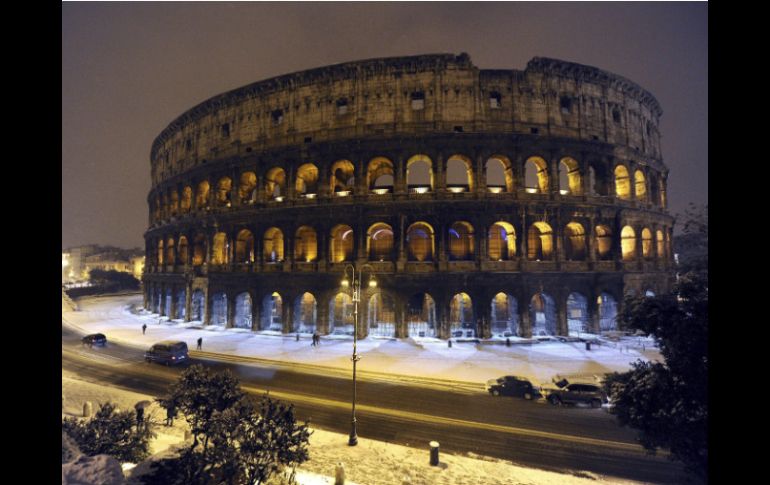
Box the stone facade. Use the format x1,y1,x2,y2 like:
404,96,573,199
143,53,674,340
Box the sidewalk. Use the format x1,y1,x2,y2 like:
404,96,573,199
64,294,660,388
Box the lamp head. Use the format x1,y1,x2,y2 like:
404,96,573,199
341,277,349,288
368,276,377,288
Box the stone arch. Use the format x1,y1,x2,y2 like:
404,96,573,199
449,292,474,337
406,221,435,262
596,225,613,260
614,165,631,199
192,234,206,266
566,292,589,336
621,226,636,261
485,155,513,192
330,160,355,194
210,292,227,325
211,232,228,265
265,167,287,199
446,154,474,191
448,221,475,261
527,222,554,260
234,292,252,329
170,190,179,215
165,237,176,265
642,228,653,259
157,240,164,265
263,227,284,262
367,157,394,192
261,292,284,331
524,156,549,193
329,292,354,334
216,176,232,206
406,293,437,338
488,222,516,260
330,224,354,262
235,229,255,263
175,289,186,319
196,180,210,209
656,229,665,260
598,293,618,332
191,289,204,321
238,172,257,203
181,186,193,213
295,163,319,197
293,292,317,333
406,154,434,192
635,170,647,202
530,292,556,336
559,157,582,195
368,292,396,337
563,222,587,261
490,292,519,337
367,222,394,261
294,226,318,262
178,236,189,265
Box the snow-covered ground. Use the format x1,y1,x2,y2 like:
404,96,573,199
63,294,660,388
62,375,649,485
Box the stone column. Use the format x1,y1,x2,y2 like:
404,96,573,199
184,283,193,323
435,153,446,192
356,157,366,196
476,153,486,194
251,291,261,331
203,289,212,325
159,286,167,317
519,297,531,338
556,296,568,336
317,296,330,335
394,154,407,195
168,287,178,320
282,296,294,334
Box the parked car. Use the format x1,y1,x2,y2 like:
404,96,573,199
542,376,608,408
485,375,542,400
82,333,107,347
144,341,189,366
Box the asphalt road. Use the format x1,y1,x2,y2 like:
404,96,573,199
62,325,685,484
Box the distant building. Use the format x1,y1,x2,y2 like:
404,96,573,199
62,245,144,285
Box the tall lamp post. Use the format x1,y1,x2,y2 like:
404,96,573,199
341,263,376,446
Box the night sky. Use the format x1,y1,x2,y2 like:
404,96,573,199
62,2,707,250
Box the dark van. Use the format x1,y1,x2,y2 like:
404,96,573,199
145,341,189,366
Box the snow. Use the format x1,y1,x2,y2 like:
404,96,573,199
62,454,125,485
63,294,661,388
61,376,648,485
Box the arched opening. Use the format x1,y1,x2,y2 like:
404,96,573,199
170,190,179,215
367,157,394,193
330,160,355,194
524,157,549,193
293,293,317,333
488,222,516,260
635,170,647,202
642,228,653,259
294,226,318,262
211,232,228,265
181,186,192,213
596,225,613,260
656,230,664,260
368,293,396,337
261,293,284,331
175,289,185,319
165,288,173,317
330,224,354,262
165,237,176,265
486,156,513,193
191,290,204,321
446,154,473,192
563,222,586,261
559,157,582,195
295,163,319,197
530,292,556,337
192,234,206,266
621,226,636,261
598,293,618,332
156,240,164,265
448,221,475,261
491,293,519,337
406,293,437,338
216,177,232,206
235,230,254,263
614,165,631,200
196,181,210,209
367,223,394,261
152,288,161,313
406,222,434,262
329,292,354,335
527,222,553,260
210,292,227,325
263,227,284,263
449,292,474,337
645,290,656,297
406,154,433,193
660,179,667,207
238,172,257,204
265,167,287,200
178,236,189,265
566,293,589,336
234,293,252,329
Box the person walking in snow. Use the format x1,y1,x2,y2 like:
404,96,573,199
142,323,147,335
166,403,176,427
197,337,203,350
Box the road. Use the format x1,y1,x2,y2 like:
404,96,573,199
62,325,684,484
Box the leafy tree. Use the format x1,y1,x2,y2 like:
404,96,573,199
62,402,154,463
89,268,141,290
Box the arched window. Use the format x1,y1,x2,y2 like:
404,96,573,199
368,293,396,337
656,230,664,260
367,157,394,193
527,222,553,260
293,293,317,333
265,167,286,200
406,222,435,261
642,228,653,259
330,160,355,194
490,292,519,336
294,226,318,262
178,236,189,265
448,221,474,261
295,163,319,197
485,156,513,193
635,170,647,202
446,155,474,192
524,156,549,193
165,237,176,265
329,292,354,334
595,225,613,260
263,227,284,262
614,165,631,200
406,154,433,193
196,181,210,209
621,226,636,261
192,234,206,266
530,292,556,336
234,293,252,329
216,177,232,206
449,292,474,336
488,222,516,260
181,186,192,213
559,157,582,195
367,223,394,261
238,172,257,203
566,293,589,336
157,240,164,265
564,222,586,261
211,232,228,265
261,292,283,331
235,229,254,263
169,190,179,215
659,179,667,208
330,225,354,262
406,293,437,338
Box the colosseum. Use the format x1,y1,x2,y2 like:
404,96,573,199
143,53,674,341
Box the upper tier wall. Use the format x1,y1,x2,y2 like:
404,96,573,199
150,53,663,187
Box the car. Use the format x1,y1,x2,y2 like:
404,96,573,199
485,375,542,400
144,341,189,366
82,333,107,347
542,377,608,408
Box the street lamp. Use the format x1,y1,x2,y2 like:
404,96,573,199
341,263,376,446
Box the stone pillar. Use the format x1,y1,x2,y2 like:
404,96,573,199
476,153,486,194
282,298,294,333
435,153,446,192
556,296,568,336
159,286,167,316
437,221,447,263
477,295,492,339
588,215,597,263
519,297,531,338
203,290,212,325
185,283,193,322
251,292,261,331
169,287,178,320
319,161,331,199
394,155,407,195
394,294,406,338
356,157,367,196
587,292,601,334
317,296,330,335
286,164,296,200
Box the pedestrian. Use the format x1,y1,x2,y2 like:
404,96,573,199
197,337,202,350
142,323,147,335
296,333,300,342
166,403,176,427
311,333,316,347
